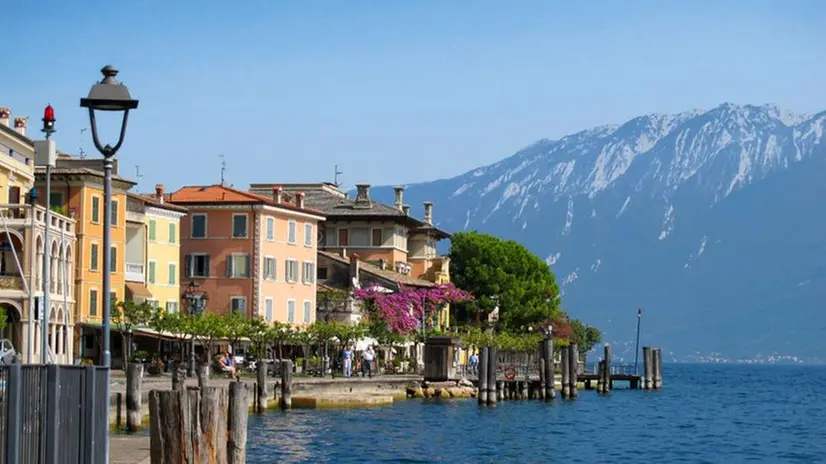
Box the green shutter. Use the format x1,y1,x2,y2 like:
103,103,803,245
169,223,176,244
168,264,176,285
92,197,100,223
149,220,156,240
148,262,156,284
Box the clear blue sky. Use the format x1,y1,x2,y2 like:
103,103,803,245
6,0,825,191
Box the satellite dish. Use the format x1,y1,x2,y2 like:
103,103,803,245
352,277,361,289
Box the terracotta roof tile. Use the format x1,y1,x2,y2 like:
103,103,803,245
167,184,325,216
318,250,434,288
127,192,189,213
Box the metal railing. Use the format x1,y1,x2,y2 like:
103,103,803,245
455,350,587,381
0,364,109,464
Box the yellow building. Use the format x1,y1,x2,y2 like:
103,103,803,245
124,186,187,314
0,109,78,364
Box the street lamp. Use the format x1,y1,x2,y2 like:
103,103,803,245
182,280,208,375
80,65,138,463
37,105,56,364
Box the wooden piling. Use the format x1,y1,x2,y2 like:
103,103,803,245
228,382,249,464
538,362,546,400
602,344,612,393
568,343,578,399
477,346,489,405
543,338,554,400
496,381,504,402
256,361,268,413
126,362,143,432
643,346,653,390
561,346,570,398
520,380,528,400
280,359,293,410
148,386,230,464
653,348,663,389
197,362,210,390
486,347,498,406
116,392,123,430
596,360,604,392
172,364,186,391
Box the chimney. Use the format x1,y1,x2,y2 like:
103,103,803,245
393,186,405,210
272,186,282,204
402,205,410,216
349,253,360,284
155,184,165,204
13,116,28,136
340,248,347,259
353,183,372,209
0,108,9,127
423,201,433,225
296,192,305,209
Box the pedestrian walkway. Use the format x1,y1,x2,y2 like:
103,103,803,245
110,435,151,464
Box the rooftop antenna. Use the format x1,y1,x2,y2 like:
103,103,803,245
334,164,343,188
219,154,227,186
79,127,88,158
135,165,144,189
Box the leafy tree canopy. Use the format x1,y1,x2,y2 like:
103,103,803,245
449,231,561,330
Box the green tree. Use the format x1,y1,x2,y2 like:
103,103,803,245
0,307,7,331
188,313,228,363
246,317,270,359
164,312,191,363
570,319,602,354
112,299,152,363
449,231,561,330
267,321,295,360
224,311,251,356
148,307,174,354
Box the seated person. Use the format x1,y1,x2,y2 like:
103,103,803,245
220,352,237,379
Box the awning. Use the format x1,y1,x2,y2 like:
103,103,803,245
125,282,153,301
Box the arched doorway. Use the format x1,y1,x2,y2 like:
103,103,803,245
0,301,22,355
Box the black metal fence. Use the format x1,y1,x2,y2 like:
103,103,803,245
456,349,587,381
0,364,109,464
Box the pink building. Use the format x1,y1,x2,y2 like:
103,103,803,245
168,184,325,326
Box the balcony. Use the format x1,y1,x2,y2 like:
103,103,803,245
125,262,145,283
0,203,75,237
0,274,23,291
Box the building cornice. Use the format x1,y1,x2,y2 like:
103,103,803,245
145,206,188,221
179,203,325,222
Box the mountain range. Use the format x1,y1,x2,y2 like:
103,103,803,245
370,103,826,363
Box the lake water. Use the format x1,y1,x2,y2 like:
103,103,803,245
246,364,826,463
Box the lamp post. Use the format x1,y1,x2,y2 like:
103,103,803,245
182,280,208,376
80,65,138,463
26,187,38,363
39,105,56,363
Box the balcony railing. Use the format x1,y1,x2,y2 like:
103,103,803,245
125,262,145,282
0,275,23,291
0,203,76,236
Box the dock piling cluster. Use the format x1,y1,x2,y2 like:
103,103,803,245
643,346,663,390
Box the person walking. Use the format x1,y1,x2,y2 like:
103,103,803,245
342,345,353,377
362,345,375,378
469,350,479,376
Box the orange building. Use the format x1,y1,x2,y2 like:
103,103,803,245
167,184,325,326
35,155,135,360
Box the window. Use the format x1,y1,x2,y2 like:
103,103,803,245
350,227,369,246
302,262,315,284
110,292,117,304
303,300,311,323
287,300,295,323
148,220,157,241
147,299,159,310
166,301,178,314
91,197,100,223
168,263,176,285
89,289,98,316
337,228,349,247
148,260,156,283
287,220,297,244
227,254,251,278
317,267,328,280
372,228,383,247
264,298,273,322
230,296,246,314
266,217,274,241
285,259,298,282
264,257,276,280
90,243,99,271
168,223,177,244
191,214,207,238
232,214,248,238
304,223,313,246
185,254,210,278
49,192,63,210
110,246,117,273
111,200,119,226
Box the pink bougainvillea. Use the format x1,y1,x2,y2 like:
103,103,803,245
353,283,474,334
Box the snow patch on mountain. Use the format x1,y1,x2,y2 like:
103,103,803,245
659,204,676,240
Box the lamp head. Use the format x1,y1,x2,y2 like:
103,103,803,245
80,66,139,112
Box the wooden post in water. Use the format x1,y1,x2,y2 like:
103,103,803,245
228,382,249,464
653,348,663,389
543,338,554,400
257,361,268,413
538,362,546,401
148,386,230,464
280,359,293,410
602,344,612,393
486,346,498,406
568,343,579,399
477,346,489,405
172,364,186,391
560,346,570,398
596,360,604,393
643,346,653,390
126,363,143,432
197,362,210,390
520,380,528,400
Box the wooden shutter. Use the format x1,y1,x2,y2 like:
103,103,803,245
226,255,234,277
185,255,192,278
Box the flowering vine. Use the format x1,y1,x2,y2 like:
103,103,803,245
353,283,474,334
